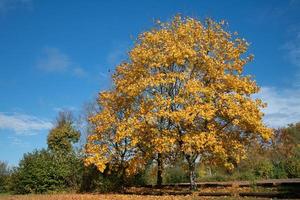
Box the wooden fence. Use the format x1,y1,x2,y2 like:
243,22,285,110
124,179,300,198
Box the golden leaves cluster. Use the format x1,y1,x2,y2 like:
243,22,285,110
84,15,272,173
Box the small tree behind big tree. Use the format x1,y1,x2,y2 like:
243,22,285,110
0,161,9,193
85,15,272,190
47,111,80,153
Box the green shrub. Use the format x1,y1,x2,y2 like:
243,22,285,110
253,159,274,179
96,175,122,193
272,162,288,179
80,165,102,192
141,164,157,185
163,166,189,184
232,170,257,181
11,149,82,194
284,158,300,178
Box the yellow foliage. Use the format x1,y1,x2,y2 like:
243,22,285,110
84,15,272,174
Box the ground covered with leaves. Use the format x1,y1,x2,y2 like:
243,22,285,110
0,194,270,200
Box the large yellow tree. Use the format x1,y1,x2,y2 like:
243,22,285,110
85,16,272,190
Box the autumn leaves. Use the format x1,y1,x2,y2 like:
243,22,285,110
84,16,272,189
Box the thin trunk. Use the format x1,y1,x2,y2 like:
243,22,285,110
156,153,163,188
207,166,212,176
117,163,127,191
185,155,197,191
188,162,196,190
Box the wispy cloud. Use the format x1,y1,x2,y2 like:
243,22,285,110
255,86,300,128
73,67,87,78
0,0,32,14
102,42,128,84
106,43,128,66
37,47,71,72
282,30,300,86
276,15,300,116
37,47,87,78
53,106,77,113
8,136,29,147
0,112,52,135
284,32,300,67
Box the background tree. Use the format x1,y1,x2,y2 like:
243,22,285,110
0,161,10,193
272,123,300,158
201,122,300,181
47,111,80,153
271,123,300,178
78,98,101,146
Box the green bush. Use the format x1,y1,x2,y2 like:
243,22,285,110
253,159,274,179
96,174,123,193
272,162,288,179
80,165,102,192
141,164,157,185
284,158,300,178
163,165,189,184
10,149,82,194
232,170,257,181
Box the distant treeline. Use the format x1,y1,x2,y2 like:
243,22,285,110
0,110,299,194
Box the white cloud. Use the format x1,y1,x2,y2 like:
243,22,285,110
8,136,29,147
73,67,87,77
251,29,300,128
53,106,77,113
37,47,88,78
284,32,300,67
0,112,52,135
282,31,300,87
37,47,71,72
255,86,300,127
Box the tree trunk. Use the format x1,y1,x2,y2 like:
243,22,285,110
207,166,212,176
156,153,163,188
120,165,126,187
188,161,197,190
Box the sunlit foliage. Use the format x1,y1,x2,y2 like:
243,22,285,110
47,111,80,153
85,15,272,189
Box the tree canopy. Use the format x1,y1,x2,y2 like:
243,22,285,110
47,111,80,153
84,15,272,189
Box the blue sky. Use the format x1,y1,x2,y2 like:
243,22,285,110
0,0,300,166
